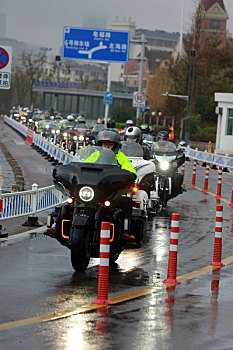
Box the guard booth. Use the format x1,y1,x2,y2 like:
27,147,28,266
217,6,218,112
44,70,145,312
215,93,233,155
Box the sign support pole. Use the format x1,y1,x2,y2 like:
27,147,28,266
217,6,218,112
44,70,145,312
136,34,146,123
104,63,111,126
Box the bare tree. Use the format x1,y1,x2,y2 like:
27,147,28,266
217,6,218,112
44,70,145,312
21,49,47,105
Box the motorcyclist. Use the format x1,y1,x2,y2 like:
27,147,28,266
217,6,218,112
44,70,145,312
125,119,134,128
86,130,137,177
85,130,138,242
120,119,134,134
156,130,169,141
97,117,104,124
125,126,151,160
106,119,119,134
140,123,150,134
76,116,86,124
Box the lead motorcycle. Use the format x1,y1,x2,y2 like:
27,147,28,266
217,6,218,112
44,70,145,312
150,140,185,207
46,146,147,272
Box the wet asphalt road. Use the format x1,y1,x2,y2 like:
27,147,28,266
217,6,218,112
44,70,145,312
1,121,233,349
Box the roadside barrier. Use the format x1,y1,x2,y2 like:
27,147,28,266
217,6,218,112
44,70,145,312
93,222,112,305
216,167,222,199
230,187,233,208
185,146,233,171
26,128,35,145
210,205,224,268
191,159,197,187
163,213,180,285
203,162,210,193
0,184,64,222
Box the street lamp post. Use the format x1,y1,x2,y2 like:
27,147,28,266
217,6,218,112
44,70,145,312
185,48,196,145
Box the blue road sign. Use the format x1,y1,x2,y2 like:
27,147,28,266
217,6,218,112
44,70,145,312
63,27,129,63
104,91,113,104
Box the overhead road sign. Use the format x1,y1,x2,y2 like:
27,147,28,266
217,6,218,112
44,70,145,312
133,92,146,108
63,27,129,63
0,45,12,90
104,91,113,104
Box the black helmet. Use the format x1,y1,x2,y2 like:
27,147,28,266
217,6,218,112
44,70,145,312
124,126,142,143
140,123,150,133
156,130,169,141
97,130,121,153
107,119,116,128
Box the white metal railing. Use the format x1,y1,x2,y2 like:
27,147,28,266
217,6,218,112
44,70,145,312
0,184,65,220
185,146,233,169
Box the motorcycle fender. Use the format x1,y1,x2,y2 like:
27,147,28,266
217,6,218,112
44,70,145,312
73,215,89,228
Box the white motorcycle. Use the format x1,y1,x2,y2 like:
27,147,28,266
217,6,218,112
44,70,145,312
150,141,185,207
121,141,160,215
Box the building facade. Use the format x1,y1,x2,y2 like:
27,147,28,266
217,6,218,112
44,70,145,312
215,93,233,155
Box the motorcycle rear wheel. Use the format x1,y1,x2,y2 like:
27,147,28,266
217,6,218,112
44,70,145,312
71,227,91,272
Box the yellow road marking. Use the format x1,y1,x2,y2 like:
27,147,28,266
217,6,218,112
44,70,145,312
1,255,233,331
184,181,231,205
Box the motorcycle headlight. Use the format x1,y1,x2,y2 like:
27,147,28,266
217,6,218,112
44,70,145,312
56,129,60,134
45,125,49,129
73,136,78,140
159,160,170,171
51,129,55,134
79,186,94,202
79,135,85,141
63,132,67,137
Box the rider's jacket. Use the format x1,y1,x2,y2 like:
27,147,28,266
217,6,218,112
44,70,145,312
85,150,137,177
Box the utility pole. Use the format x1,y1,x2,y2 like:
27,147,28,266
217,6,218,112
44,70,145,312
185,48,196,145
130,34,147,123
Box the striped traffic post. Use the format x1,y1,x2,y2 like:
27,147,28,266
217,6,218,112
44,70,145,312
192,159,197,187
181,164,185,178
216,167,222,199
163,213,180,285
210,205,224,267
92,222,112,305
230,186,233,208
203,163,210,193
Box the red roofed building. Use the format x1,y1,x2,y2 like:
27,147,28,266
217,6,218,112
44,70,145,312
194,0,233,49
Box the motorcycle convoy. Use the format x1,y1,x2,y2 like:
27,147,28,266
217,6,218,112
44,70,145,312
44,119,186,272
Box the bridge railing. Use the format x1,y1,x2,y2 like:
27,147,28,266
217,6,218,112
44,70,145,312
0,184,64,220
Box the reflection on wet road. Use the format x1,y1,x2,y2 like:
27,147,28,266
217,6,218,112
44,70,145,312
0,161,233,349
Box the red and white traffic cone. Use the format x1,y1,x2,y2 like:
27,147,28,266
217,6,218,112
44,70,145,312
92,222,112,305
203,162,210,193
210,205,225,268
192,159,197,187
181,163,185,178
216,167,222,199
230,186,233,208
163,213,181,285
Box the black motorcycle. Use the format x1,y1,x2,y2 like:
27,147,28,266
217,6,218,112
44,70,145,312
46,146,147,272
150,141,185,207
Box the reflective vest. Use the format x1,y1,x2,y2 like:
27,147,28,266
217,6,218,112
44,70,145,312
169,126,174,140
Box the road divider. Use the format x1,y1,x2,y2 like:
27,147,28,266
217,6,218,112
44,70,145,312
210,205,225,268
163,213,180,285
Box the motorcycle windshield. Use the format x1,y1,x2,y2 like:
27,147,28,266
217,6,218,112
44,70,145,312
151,141,177,155
74,146,119,166
121,141,144,157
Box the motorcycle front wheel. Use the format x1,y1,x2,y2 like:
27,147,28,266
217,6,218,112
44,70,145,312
71,227,92,272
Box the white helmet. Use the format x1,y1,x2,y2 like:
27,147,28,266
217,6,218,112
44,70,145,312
126,119,134,127
66,115,74,121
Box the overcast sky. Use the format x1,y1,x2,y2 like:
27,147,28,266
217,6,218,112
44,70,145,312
1,0,233,54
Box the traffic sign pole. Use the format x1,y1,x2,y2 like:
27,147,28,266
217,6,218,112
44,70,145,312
104,63,111,126
136,34,146,123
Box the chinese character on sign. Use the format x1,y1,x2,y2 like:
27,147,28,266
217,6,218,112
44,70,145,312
0,72,10,89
